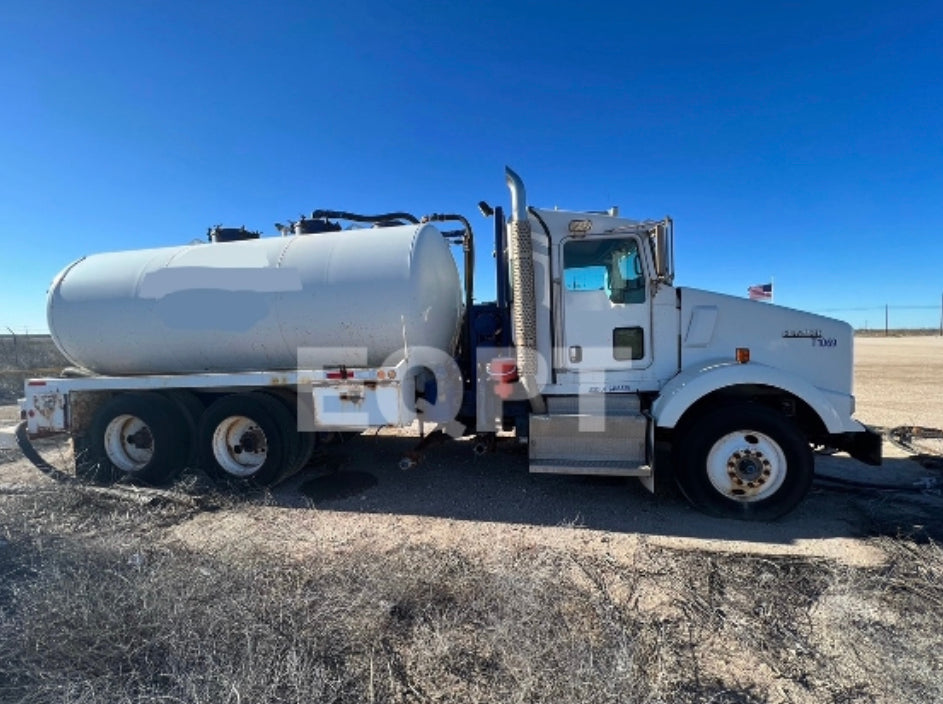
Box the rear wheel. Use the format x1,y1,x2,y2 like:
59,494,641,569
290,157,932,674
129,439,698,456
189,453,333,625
79,392,189,485
198,393,298,487
674,404,813,520
258,390,316,479
160,390,204,469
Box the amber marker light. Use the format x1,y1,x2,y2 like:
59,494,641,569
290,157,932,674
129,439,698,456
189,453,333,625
736,348,751,363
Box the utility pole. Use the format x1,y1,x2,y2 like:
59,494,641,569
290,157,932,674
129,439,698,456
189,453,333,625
885,304,889,336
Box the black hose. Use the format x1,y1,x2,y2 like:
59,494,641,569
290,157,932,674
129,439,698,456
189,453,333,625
14,421,76,484
421,213,475,310
310,210,420,225
814,473,938,493
493,205,508,313
420,213,476,386
13,421,213,507
528,206,555,384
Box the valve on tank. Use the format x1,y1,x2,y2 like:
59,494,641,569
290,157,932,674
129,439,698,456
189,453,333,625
207,225,261,243
275,215,342,236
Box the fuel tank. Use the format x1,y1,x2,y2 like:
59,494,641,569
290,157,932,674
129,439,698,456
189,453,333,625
47,224,463,375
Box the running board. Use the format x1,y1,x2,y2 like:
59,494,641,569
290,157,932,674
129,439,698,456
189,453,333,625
528,413,649,476
530,459,651,477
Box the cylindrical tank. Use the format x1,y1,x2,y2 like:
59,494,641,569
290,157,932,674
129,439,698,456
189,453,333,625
48,224,463,375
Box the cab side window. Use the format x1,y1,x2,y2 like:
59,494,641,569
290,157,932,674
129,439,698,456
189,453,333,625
563,238,645,304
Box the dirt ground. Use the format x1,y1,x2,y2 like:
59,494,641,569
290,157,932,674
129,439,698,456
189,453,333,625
853,336,943,431
2,337,941,565
164,337,943,571
2,336,943,702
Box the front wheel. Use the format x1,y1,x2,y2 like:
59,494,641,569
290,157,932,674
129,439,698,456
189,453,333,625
674,404,813,520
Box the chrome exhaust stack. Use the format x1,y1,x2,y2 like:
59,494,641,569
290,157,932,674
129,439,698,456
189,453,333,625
504,166,546,414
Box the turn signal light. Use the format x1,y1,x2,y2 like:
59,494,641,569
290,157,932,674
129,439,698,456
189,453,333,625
736,347,750,363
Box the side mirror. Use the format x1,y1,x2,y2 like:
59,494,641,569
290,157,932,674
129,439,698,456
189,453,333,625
653,218,674,283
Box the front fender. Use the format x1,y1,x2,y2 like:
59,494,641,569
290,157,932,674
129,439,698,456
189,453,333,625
652,359,860,434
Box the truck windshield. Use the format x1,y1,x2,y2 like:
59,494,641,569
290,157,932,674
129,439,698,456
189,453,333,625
563,238,645,304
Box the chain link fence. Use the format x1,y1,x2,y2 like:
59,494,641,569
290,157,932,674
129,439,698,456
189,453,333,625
810,304,942,334
0,332,69,402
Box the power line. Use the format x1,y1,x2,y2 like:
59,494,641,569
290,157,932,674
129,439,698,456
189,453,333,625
813,305,939,313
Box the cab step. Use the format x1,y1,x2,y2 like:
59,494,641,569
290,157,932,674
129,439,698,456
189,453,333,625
529,458,651,477
528,412,649,477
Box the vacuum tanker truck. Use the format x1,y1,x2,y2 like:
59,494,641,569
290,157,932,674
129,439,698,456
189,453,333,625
12,168,881,519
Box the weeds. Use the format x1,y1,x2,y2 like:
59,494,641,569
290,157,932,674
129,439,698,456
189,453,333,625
0,335,68,402
1,485,943,703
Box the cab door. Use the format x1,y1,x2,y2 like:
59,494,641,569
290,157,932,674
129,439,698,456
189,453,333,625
558,235,652,372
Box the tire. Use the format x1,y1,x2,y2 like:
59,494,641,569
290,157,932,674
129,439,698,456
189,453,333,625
674,404,813,520
197,392,298,487
74,432,113,484
79,392,189,485
257,390,316,479
159,390,204,469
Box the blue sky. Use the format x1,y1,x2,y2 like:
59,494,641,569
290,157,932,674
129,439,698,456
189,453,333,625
1,0,941,332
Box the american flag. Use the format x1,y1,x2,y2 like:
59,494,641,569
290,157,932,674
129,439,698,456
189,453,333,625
748,282,773,301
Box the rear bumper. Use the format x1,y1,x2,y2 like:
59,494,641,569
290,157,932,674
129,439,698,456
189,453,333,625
829,426,883,466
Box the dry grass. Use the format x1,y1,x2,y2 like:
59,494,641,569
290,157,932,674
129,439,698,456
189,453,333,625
0,335,68,402
2,336,943,702
1,485,942,703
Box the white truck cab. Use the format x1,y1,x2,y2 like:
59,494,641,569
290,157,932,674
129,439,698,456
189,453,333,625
501,168,881,519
